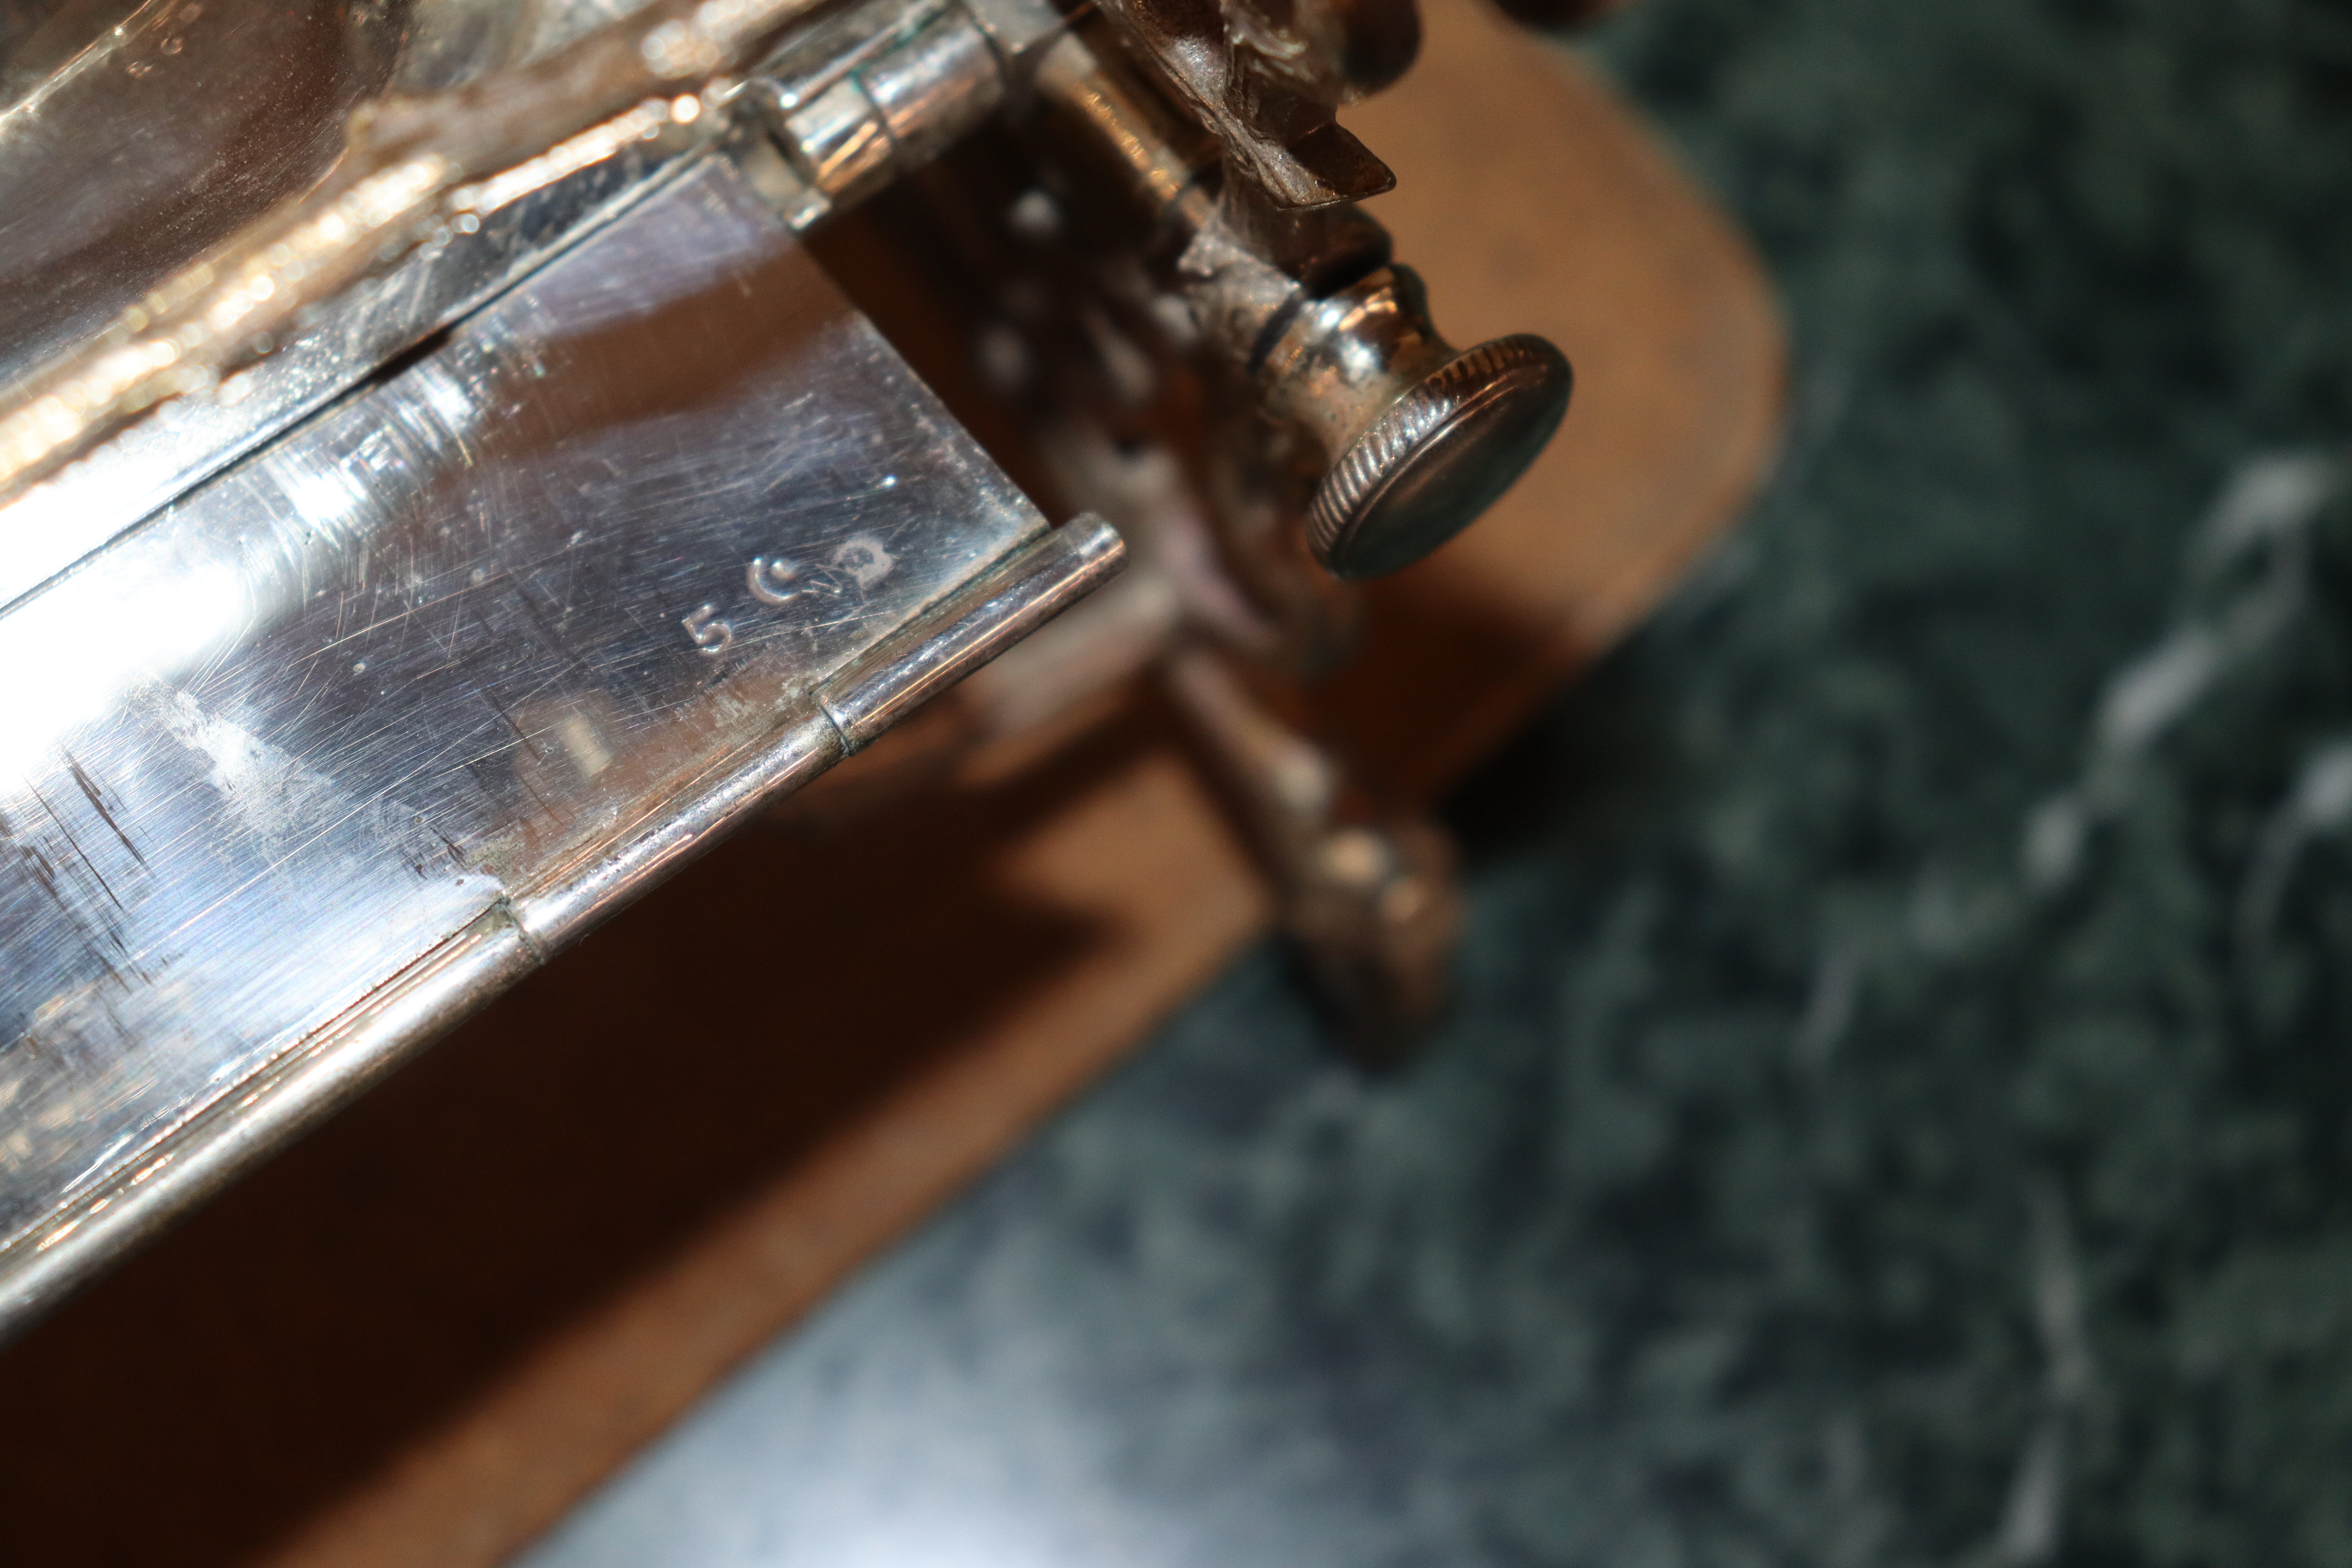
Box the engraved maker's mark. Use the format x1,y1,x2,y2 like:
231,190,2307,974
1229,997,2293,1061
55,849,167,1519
829,533,895,590
681,532,897,655
746,556,804,606
681,604,732,657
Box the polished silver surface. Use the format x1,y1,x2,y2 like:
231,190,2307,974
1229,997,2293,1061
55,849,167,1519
749,0,1047,221
0,0,697,538
0,0,401,389
0,0,1062,604
0,131,710,615
0,0,856,503
822,512,1126,749
0,147,1118,1332
0,0,1561,1338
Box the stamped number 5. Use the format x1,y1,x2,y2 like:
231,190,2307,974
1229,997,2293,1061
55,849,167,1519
682,604,733,658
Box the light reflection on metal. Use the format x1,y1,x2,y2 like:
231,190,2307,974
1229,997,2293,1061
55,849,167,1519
0,149,1123,1335
452,97,683,216
0,0,1582,1334
0,0,1062,615
0,0,875,504
0,120,709,617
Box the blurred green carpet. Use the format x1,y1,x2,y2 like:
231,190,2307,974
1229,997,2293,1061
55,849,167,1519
526,2,2352,1564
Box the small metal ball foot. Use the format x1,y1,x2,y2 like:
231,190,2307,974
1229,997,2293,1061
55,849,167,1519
1163,646,1465,1064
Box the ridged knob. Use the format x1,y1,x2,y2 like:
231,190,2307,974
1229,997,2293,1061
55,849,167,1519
1259,268,1572,581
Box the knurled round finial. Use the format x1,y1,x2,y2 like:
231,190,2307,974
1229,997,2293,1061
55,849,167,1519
1304,332,1571,580
1255,268,1571,581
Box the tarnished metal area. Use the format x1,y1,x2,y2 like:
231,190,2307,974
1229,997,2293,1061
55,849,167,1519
0,147,1119,1330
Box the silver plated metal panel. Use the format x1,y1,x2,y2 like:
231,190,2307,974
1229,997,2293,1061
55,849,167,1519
0,147,1093,1331
0,127,706,615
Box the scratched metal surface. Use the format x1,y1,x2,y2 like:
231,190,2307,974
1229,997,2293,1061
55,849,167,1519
0,149,1046,1286
0,70,705,617
0,136,709,615
0,0,398,389
0,0,664,403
